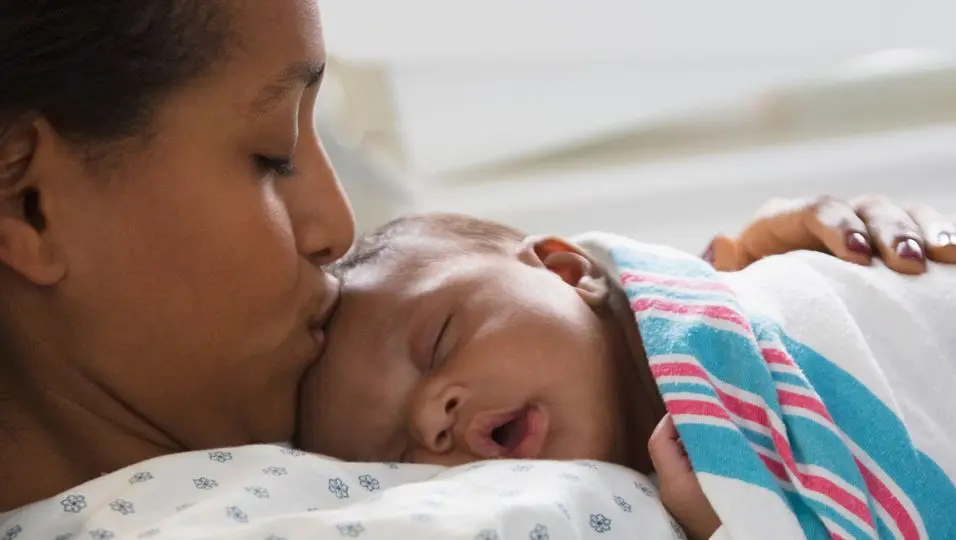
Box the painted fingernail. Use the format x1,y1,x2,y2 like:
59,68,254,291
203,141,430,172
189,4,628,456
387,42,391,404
937,232,955,246
895,238,925,261
702,242,715,264
846,231,871,255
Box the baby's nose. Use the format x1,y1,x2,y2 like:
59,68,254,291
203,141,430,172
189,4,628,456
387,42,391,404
412,384,467,455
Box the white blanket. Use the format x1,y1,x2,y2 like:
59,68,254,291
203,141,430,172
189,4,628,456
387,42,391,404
1,445,684,539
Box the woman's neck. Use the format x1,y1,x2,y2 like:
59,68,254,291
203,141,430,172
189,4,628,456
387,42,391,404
0,351,181,512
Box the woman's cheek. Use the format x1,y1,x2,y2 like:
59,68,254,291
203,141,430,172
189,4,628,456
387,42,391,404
262,183,296,244
244,186,306,305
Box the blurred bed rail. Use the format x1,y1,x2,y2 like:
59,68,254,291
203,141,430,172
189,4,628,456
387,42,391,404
443,51,956,180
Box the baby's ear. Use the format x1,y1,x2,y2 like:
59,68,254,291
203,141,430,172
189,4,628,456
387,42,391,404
519,235,610,307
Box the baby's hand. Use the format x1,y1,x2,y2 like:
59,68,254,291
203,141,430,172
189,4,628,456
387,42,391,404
648,415,721,540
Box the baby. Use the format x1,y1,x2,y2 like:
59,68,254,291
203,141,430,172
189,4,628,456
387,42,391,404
298,213,956,540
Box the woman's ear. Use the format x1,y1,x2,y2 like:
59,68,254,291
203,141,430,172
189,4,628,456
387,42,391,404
0,118,65,285
518,235,610,307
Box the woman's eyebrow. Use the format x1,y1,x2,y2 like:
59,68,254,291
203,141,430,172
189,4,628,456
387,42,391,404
248,60,326,115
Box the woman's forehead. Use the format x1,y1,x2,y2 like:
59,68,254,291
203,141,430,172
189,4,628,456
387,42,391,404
213,0,326,99
230,0,324,55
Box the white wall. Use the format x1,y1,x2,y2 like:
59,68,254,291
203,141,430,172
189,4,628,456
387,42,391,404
320,1,956,62
318,1,956,252
411,126,956,254
320,1,956,177
326,124,956,254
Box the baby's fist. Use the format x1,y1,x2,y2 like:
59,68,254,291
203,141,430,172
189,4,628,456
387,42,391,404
648,415,721,540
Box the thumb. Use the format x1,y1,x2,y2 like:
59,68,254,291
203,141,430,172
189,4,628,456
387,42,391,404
647,415,691,479
709,234,752,272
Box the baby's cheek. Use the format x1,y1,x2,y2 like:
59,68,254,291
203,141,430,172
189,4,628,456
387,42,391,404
547,416,616,462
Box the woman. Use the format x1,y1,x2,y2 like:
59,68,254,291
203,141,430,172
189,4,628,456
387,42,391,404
1,0,953,517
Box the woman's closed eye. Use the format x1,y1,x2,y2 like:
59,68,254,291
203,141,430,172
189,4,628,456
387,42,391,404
254,154,297,178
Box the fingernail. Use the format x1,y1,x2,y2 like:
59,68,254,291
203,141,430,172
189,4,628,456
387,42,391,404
701,242,715,264
938,232,955,246
845,231,871,255
895,238,925,261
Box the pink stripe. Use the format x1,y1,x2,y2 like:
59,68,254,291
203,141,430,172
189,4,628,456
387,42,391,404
621,271,734,294
758,453,789,482
761,347,795,367
653,361,795,434
658,361,875,529
778,390,834,423
651,362,709,380
712,386,772,430
769,430,875,528
704,377,875,532
760,457,860,540
653,361,775,433
632,298,750,330
759,455,859,540
759,349,919,536
666,399,733,422
856,460,920,540
761,347,837,429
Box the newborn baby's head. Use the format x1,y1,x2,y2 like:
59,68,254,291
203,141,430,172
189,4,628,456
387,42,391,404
299,214,655,470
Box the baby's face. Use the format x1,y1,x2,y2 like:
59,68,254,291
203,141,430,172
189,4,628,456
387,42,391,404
298,244,624,466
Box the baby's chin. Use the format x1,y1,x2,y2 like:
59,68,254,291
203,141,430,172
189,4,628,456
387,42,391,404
541,433,617,464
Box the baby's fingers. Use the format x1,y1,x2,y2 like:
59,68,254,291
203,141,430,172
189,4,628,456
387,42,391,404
648,415,691,478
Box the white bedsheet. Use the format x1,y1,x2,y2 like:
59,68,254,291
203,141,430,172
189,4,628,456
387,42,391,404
2,445,684,539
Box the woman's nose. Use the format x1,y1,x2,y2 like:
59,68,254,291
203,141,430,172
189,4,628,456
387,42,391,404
412,384,467,455
283,138,355,268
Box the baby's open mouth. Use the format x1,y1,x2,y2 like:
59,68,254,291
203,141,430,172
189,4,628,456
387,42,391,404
466,405,549,459
491,413,527,449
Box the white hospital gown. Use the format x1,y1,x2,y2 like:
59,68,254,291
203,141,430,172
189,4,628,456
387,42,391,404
1,445,685,540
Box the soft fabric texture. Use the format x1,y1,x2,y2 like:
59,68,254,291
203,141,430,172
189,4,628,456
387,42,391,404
577,233,956,540
0,444,684,540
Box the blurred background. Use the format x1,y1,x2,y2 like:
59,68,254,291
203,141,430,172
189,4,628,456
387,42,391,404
315,0,956,253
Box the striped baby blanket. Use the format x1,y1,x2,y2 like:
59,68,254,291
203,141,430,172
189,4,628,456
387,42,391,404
577,233,956,540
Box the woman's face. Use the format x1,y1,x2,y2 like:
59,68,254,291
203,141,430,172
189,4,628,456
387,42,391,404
39,0,353,447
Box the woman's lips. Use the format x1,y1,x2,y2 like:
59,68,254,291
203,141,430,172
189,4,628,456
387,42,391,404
307,282,340,359
465,405,549,460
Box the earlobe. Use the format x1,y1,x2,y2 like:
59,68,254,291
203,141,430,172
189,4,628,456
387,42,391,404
0,215,65,285
520,235,611,306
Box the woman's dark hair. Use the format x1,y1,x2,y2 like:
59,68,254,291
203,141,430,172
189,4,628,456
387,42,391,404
0,1,230,144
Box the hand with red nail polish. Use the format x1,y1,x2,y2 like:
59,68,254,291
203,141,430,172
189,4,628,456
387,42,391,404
895,238,924,261
846,231,872,256
705,195,956,275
